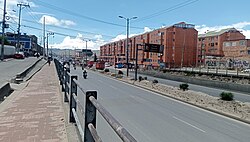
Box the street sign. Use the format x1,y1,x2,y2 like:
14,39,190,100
143,43,164,53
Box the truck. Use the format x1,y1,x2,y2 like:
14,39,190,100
96,61,105,70
0,45,16,58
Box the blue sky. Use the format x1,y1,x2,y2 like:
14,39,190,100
1,0,250,50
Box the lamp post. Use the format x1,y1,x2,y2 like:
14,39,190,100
119,15,137,77
46,32,54,57
17,3,29,52
50,34,54,58
82,39,90,66
1,0,7,61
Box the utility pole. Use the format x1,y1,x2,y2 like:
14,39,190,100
1,0,7,61
46,32,54,57
17,3,29,52
118,16,137,76
43,17,45,58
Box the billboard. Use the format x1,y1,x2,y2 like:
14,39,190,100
143,43,164,53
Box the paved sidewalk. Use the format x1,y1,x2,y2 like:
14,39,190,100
0,62,68,142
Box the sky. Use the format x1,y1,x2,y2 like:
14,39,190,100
1,0,250,50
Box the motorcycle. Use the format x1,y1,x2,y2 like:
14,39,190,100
83,70,87,79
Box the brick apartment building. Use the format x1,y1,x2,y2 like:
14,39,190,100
223,39,250,68
100,22,198,68
197,28,245,66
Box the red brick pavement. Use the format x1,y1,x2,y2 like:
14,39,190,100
0,62,68,142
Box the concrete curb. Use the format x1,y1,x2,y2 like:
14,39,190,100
91,70,250,125
131,82,250,125
0,82,13,101
14,58,43,83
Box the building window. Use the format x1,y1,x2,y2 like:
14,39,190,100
224,42,231,47
173,39,175,41
248,50,250,55
239,40,245,46
232,42,237,46
211,43,214,47
215,42,218,45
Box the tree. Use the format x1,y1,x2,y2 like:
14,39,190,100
0,36,11,45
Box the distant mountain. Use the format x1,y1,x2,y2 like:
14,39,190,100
52,48,100,57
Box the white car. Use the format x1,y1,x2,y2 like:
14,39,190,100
105,63,111,67
242,68,250,73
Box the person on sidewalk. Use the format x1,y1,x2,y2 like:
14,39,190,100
47,59,51,66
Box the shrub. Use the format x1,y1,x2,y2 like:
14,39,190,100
118,70,123,75
179,83,189,91
104,69,109,72
220,92,234,101
152,80,158,84
162,69,168,73
138,76,143,82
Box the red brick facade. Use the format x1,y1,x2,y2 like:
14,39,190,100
197,28,245,65
100,22,198,68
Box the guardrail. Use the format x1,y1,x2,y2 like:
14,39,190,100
54,59,137,142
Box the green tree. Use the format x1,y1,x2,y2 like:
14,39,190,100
0,36,11,45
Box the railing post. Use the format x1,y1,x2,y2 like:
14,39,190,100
60,64,64,85
84,91,97,142
69,75,78,123
62,67,66,92
64,71,70,102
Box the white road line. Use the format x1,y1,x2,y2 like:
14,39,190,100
110,85,117,90
173,116,206,133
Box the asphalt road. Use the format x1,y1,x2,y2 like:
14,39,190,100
0,57,41,87
70,67,250,142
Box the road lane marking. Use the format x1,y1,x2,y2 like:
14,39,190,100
110,85,118,90
89,70,250,126
172,116,206,133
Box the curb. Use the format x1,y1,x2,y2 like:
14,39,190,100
0,83,13,101
131,82,250,125
14,58,43,83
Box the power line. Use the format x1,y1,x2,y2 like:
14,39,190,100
22,24,110,43
35,0,144,30
6,15,116,39
134,0,199,23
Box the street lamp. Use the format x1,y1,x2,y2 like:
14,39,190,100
82,39,91,66
1,0,7,61
46,32,54,57
119,15,137,77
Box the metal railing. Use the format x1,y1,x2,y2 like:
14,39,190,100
54,59,137,142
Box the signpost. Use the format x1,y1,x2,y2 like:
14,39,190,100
135,43,164,80
143,43,164,53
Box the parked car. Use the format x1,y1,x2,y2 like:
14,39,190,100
242,68,250,73
14,52,25,59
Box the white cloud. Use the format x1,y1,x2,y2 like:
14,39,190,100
196,22,250,38
51,34,105,50
2,0,36,8
39,15,76,27
144,27,152,33
110,26,152,42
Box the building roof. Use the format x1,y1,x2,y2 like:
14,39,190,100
198,28,238,38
